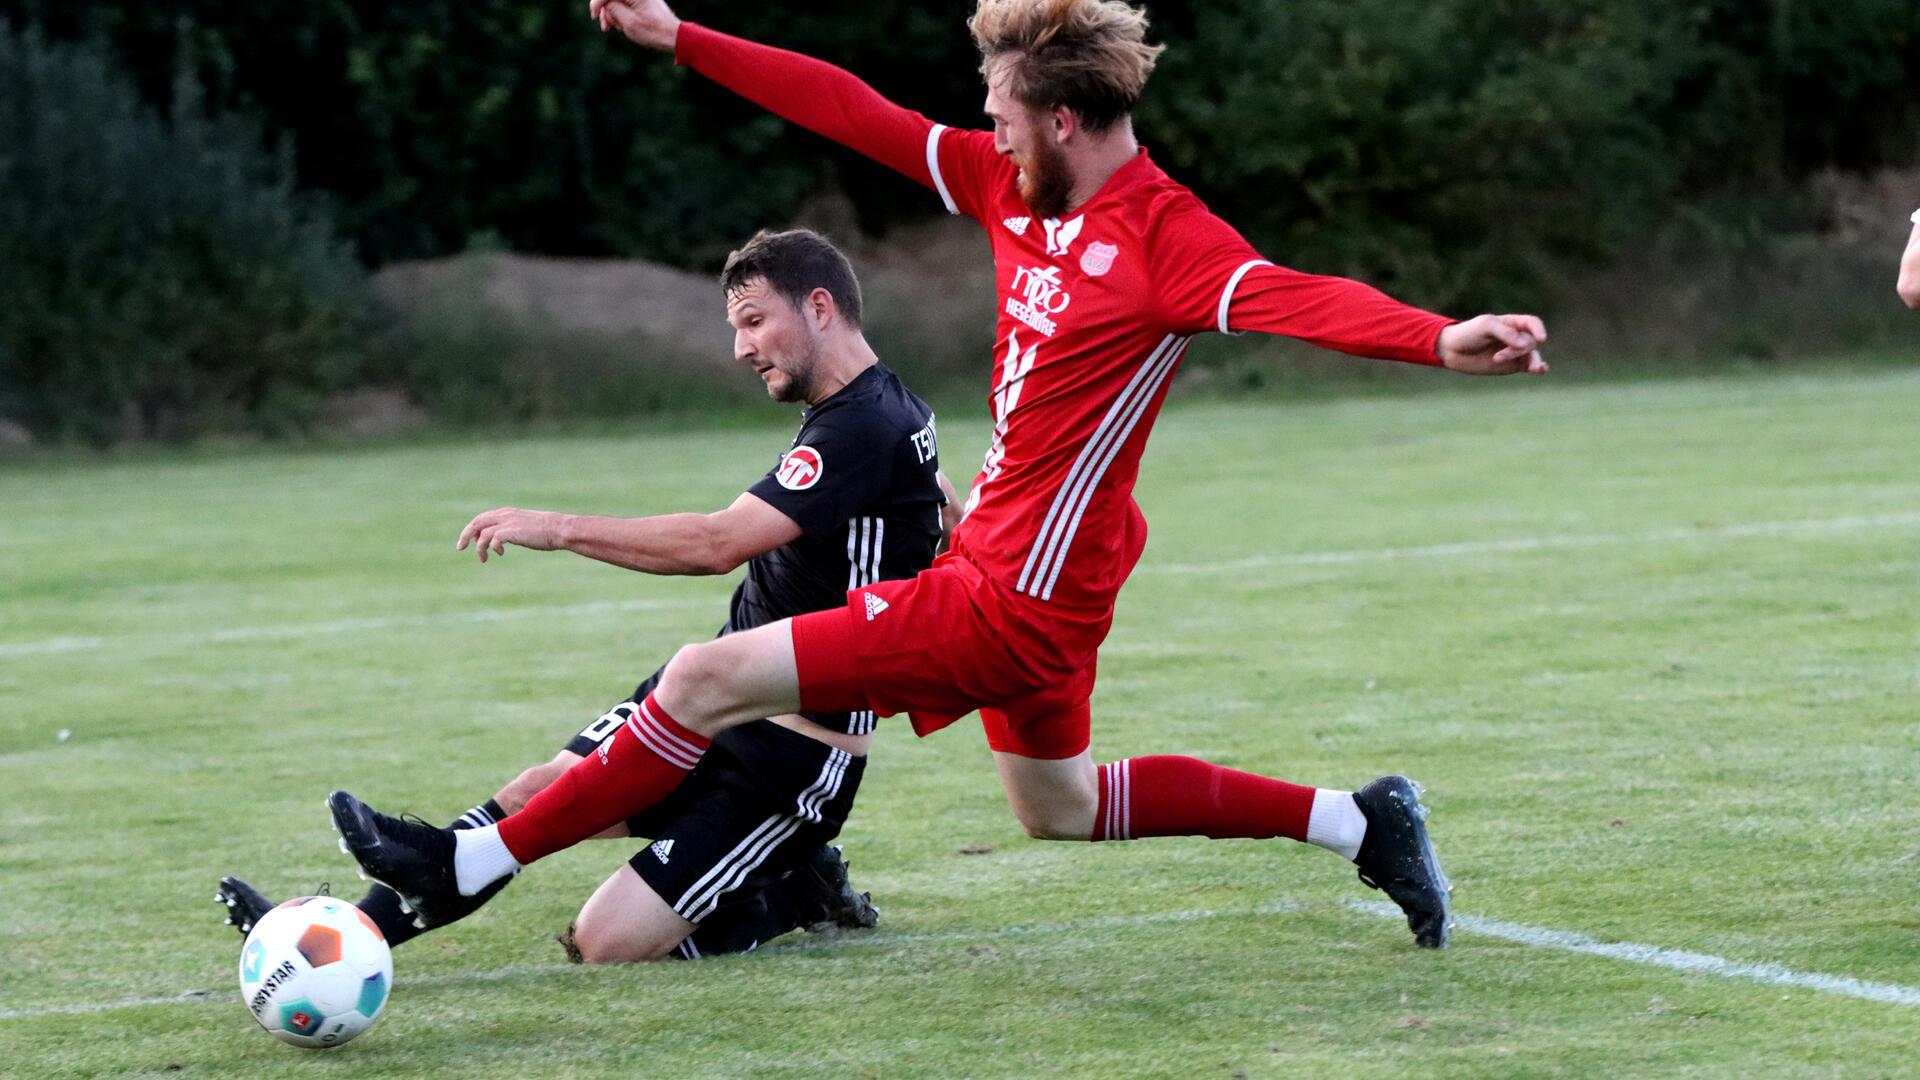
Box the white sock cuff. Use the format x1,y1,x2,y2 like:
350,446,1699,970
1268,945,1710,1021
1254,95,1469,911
1306,789,1367,862
453,824,521,896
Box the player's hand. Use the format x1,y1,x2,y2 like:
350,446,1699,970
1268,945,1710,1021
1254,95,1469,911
591,0,680,52
1436,314,1550,375
457,508,567,563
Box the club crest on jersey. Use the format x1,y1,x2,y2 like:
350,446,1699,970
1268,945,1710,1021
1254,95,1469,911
1002,216,1031,236
776,446,824,490
1043,214,1084,257
1007,264,1071,336
1079,241,1119,277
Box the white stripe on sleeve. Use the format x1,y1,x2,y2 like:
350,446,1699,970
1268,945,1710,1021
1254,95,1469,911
926,125,959,215
1217,259,1274,335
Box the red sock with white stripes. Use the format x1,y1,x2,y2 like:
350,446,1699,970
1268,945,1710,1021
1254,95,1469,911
486,695,709,868
1092,756,1367,859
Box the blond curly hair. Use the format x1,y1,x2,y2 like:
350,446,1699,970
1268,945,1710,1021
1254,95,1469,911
968,0,1164,131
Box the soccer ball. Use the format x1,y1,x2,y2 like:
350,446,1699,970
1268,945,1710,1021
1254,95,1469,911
237,896,392,1048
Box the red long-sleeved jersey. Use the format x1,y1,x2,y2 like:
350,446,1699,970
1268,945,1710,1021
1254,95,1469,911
678,23,1453,610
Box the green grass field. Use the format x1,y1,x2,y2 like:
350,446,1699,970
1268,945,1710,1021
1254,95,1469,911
4,367,1917,1077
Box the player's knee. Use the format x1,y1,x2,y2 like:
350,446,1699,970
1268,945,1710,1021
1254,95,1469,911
658,642,739,723
1013,804,1091,841
564,916,673,965
495,755,574,816
658,642,711,699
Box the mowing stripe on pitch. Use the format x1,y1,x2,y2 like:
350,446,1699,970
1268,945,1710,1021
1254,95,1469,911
1147,511,1920,575
1345,900,1920,1007
4,511,1915,661
0,596,713,659
11,898,1920,1021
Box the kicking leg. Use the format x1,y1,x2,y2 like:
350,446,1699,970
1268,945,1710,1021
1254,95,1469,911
329,620,809,928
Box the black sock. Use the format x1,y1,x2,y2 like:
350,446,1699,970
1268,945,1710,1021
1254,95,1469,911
355,883,426,948
451,798,505,831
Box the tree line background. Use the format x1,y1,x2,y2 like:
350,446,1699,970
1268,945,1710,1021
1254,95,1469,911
3,0,1917,444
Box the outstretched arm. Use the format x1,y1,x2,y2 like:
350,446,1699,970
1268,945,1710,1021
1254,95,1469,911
1162,207,1548,374
1899,211,1920,310
457,492,801,575
594,0,941,189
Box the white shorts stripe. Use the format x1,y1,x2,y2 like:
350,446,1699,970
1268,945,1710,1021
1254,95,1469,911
671,747,853,921
1037,338,1191,600
686,818,804,923
674,814,796,922
926,125,959,215
1016,335,1179,596
1216,259,1274,335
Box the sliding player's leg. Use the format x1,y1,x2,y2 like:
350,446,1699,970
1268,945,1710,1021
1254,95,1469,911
286,701,652,945
330,618,811,928
985,694,1453,948
563,844,877,964
564,727,872,963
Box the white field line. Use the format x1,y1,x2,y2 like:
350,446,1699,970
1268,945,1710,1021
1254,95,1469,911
1145,511,1920,575
4,510,1914,661
11,897,1920,1021
0,597,714,659
1347,900,1920,1007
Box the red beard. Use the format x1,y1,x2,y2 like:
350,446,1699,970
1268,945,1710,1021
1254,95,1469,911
1016,139,1074,219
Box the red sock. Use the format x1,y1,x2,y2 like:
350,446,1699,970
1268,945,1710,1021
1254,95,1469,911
1093,756,1313,842
497,695,710,864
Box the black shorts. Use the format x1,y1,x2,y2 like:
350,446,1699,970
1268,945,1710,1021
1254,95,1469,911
566,707,865,925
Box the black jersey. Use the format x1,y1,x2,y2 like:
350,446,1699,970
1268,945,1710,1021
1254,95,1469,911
562,364,941,757
732,363,943,632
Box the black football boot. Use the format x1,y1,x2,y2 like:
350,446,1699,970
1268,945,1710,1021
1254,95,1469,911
1352,775,1453,949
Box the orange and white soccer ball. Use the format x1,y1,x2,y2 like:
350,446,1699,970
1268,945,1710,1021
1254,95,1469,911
237,895,392,1048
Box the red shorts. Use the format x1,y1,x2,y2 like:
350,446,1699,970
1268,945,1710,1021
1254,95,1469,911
789,551,1113,759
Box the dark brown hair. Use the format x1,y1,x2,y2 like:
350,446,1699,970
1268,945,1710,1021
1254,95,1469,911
719,229,863,328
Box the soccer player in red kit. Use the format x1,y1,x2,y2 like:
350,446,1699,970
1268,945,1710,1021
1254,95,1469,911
332,0,1553,950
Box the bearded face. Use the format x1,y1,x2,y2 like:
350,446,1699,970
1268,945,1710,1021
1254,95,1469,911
986,62,1078,220
727,278,827,404
1015,133,1074,219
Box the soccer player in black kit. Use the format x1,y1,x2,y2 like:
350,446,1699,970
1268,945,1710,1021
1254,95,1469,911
218,229,958,962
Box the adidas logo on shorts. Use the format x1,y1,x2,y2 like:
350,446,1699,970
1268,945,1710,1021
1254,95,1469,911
650,838,674,864
864,592,890,621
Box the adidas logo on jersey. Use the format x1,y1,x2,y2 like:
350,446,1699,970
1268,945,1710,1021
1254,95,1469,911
1003,216,1031,236
650,838,674,864
864,592,890,621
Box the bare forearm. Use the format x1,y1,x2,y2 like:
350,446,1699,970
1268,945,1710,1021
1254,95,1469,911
1900,225,1920,309
557,513,736,576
